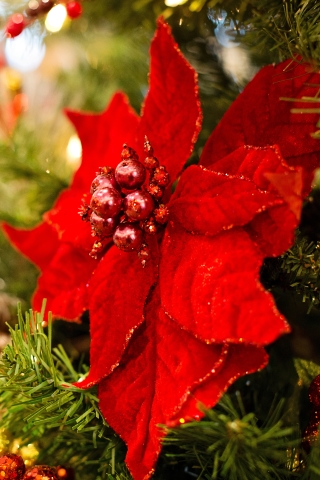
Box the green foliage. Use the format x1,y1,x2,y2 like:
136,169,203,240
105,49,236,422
162,395,300,480
280,231,320,313
0,303,128,479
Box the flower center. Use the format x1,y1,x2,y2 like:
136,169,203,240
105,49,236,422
80,137,170,267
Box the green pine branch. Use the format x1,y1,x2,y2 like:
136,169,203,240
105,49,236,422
0,302,129,479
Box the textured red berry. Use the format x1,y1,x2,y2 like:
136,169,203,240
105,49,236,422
39,0,54,13
24,466,57,480
113,223,143,251
144,156,159,170
145,183,164,200
154,204,169,224
66,1,83,19
143,137,154,156
90,187,122,218
0,453,25,480
143,218,157,235
115,159,146,190
124,190,154,221
121,144,138,161
90,212,118,237
152,166,170,187
90,173,119,194
6,14,25,38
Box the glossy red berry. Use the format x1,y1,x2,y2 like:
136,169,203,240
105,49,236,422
124,190,154,221
90,212,118,237
66,1,83,19
90,173,119,194
90,187,122,218
6,14,25,38
24,466,57,480
113,223,143,251
0,453,25,480
152,166,170,187
115,159,146,190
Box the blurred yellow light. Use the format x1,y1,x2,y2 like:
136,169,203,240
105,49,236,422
164,0,188,6
45,4,67,33
67,134,82,166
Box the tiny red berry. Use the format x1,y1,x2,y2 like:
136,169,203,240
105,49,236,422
144,156,159,170
113,223,143,251
121,144,139,161
66,1,83,19
6,14,25,38
152,166,170,187
145,183,164,200
154,204,169,224
90,172,119,194
124,190,154,221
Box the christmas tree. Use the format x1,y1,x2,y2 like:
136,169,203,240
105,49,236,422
1,1,320,479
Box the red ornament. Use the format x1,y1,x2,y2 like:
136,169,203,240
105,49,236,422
6,14,25,38
124,190,154,221
90,187,122,218
24,466,57,480
113,222,143,251
115,159,146,190
3,18,319,480
0,453,25,480
66,1,82,19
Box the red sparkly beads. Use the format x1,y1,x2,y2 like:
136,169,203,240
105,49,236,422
24,466,57,479
80,138,170,265
0,453,25,480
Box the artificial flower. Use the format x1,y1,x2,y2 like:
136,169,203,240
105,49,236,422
3,22,318,480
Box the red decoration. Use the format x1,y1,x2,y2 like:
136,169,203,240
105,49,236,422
66,2,82,19
2,19,319,480
24,466,57,480
5,14,25,38
0,453,25,480
303,374,320,451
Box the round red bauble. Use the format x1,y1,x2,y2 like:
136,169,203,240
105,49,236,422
124,190,154,221
0,453,25,480
6,14,24,38
90,187,122,218
24,465,57,480
115,159,146,190
113,222,143,251
66,1,83,19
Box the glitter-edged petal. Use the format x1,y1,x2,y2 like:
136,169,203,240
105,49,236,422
200,60,320,194
75,238,159,388
138,18,202,186
98,294,228,480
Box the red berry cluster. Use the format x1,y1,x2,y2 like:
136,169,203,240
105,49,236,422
0,454,73,480
80,138,170,267
5,1,82,38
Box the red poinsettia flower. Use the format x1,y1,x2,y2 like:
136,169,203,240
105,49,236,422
3,23,320,480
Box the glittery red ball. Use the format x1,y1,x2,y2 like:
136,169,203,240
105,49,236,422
90,187,122,218
113,222,143,252
90,173,119,194
6,14,24,38
90,212,118,237
24,465,57,480
66,1,83,19
0,453,25,480
115,159,146,190
309,375,320,406
124,190,154,221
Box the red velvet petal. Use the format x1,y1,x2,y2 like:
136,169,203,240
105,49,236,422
2,221,59,270
47,93,140,244
32,243,97,320
98,295,227,480
138,18,202,187
200,59,320,194
75,238,159,388
170,342,268,423
160,223,289,345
